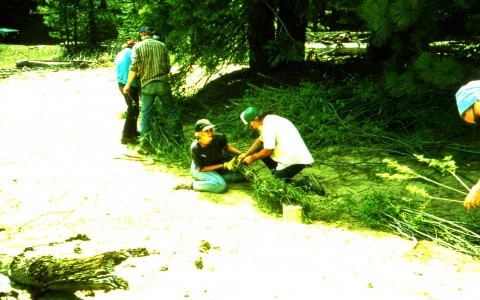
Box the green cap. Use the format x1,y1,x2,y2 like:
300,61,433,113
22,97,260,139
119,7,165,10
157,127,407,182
195,119,215,132
240,107,261,130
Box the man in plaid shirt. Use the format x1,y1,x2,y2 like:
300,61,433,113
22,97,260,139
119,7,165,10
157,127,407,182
123,26,183,153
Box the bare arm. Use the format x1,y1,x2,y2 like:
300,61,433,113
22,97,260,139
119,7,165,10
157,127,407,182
240,138,262,159
239,138,272,164
199,144,241,172
244,148,272,164
224,144,242,156
123,70,138,94
200,163,225,172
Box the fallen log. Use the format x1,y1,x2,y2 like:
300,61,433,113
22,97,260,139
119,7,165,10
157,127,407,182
0,249,141,293
15,60,96,69
305,43,367,57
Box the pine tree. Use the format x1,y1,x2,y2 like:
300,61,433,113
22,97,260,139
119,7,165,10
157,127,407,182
359,0,480,95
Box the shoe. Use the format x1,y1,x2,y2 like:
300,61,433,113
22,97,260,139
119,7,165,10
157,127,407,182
305,175,325,196
136,146,150,155
173,182,193,190
121,136,138,145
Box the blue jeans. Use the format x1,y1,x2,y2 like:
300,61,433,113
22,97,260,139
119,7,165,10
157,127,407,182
190,162,246,193
140,80,182,137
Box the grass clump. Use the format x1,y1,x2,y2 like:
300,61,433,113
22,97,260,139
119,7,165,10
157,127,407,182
250,174,317,222
355,191,398,231
234,80,389,149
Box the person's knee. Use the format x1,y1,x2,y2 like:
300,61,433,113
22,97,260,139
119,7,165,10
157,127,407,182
215,182,228,193
207,179,227,193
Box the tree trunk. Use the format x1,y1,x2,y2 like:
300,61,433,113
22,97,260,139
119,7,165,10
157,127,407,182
246,0,275,74
278,0,309,67
87,0,97,46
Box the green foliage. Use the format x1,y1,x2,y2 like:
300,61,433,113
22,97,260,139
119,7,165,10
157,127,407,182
376,155,480,257
359,0,480,101
251,175,301,214
37,0,117,51
358,0,390,46
264,34,305,67
127,0,249,90
383,67,420,97
232,79,392,149
389,208,480,257
379,155,468,197
412,53,464,87
250,173,317,222
355,192,398,230
414,154,458,174
142,107,191,167
390,0,421,30
138,56,480,259
306,196,351,225
162,0,248,69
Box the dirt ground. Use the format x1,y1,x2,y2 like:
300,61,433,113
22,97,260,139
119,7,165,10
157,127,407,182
1,68,480,300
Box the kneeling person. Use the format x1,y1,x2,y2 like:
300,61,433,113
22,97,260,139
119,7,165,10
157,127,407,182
239,107,324,195
174,119,246,193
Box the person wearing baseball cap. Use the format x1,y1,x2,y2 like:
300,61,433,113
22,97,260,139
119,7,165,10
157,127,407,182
239,107,324,195
123,25,183,154
115,39,140,145
240,106,262,130
455,81,480,210
456,80,480,124
173,119,246,193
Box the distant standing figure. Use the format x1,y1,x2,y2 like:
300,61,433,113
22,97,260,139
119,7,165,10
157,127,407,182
115,40,140,144
123,26,183,153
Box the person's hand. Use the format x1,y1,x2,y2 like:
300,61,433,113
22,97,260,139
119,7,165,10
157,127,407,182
238,153,247,161
464,180,480,210
242,156,254,165
223,157,237,171
123,84,131,94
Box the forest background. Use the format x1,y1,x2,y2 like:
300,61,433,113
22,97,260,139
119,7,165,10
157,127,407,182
3,0,480,256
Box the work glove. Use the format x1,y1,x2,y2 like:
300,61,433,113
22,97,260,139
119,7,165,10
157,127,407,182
464,179,480,210
223,157,238,172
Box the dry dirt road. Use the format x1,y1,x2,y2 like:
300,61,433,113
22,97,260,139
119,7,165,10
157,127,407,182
1,68,480,300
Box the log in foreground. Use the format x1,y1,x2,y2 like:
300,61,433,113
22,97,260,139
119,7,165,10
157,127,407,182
1,250,132,292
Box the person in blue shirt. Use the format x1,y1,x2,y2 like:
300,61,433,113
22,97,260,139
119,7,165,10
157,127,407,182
115,40,140,144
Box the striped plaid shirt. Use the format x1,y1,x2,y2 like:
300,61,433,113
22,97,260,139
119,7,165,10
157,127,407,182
130,37,171,87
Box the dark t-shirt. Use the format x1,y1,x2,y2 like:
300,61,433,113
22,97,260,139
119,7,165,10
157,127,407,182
190,133,228,169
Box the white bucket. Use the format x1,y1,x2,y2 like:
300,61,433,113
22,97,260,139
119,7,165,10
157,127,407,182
283,205,303,223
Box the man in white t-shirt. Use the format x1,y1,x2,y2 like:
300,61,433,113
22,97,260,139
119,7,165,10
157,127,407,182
239,107,323,194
